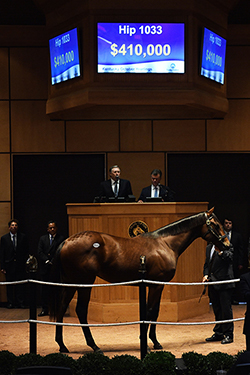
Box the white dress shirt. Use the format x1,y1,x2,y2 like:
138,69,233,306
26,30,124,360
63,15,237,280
151,185,159,197
111,178,119,194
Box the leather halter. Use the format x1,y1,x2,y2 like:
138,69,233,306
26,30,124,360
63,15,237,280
202,212,227,244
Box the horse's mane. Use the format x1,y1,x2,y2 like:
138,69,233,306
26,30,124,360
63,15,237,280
142,211,206,238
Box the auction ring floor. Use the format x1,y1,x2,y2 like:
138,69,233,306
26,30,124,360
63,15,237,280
0,304,246,359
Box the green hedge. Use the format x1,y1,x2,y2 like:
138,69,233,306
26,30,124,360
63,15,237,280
182,351,239,375
0,350,242,375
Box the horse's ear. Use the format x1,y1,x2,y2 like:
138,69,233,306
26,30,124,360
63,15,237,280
207,207,214,216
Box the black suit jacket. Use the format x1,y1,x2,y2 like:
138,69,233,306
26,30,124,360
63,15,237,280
98,178,133,200
240,272,250,335
230,230,244,271
138,184,175,202
37,233,64,275
203,243,235,290
0,232,29,273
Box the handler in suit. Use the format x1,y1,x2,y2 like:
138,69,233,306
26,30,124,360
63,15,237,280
203,242,235,344
0,219,29,308
138,169,175,202
223,217,245,304
240,272,250,350
37,220,64,316
98,165,133,201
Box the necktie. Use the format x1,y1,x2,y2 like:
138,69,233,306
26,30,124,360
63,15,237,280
13,235,16,248
50,236,53,245
114,182,118,197
154,187,158,197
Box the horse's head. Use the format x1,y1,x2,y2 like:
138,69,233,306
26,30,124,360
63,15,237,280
202,207,231,250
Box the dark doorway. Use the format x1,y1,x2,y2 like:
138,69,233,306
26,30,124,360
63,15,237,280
168,153,250,269
13,154,105,255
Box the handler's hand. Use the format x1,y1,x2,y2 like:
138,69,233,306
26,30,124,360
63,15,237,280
202,275,209,282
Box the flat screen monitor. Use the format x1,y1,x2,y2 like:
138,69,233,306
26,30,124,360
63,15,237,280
145,197,163,202
108,196,126,203
200,27,226,84
49,28,80,85
97,23,185,73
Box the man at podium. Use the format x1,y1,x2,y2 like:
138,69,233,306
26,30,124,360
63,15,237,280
98,165,133,202
138,168,175,203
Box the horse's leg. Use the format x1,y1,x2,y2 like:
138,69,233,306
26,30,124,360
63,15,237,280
147,285,164,350
76,287,101,353
55,287,76,353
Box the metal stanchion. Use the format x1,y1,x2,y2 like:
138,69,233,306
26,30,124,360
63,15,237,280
26,255,38,354
139,255,147,360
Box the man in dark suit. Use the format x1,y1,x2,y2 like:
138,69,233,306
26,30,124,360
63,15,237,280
203,242,235,344
223,217,245,304
0,219,29,308
98,165,133,201
240,272,250,350
37,220,64,316
138,168,175,202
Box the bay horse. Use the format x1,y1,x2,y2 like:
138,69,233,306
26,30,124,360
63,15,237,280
49,207,230,353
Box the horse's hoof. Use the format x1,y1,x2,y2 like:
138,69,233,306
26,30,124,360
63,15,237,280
59,346,69,353
147,346,151,354
153,342,163,350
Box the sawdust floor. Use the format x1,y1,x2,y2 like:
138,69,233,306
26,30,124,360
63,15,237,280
0,304,246,360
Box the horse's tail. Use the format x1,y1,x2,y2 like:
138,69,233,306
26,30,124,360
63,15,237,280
48,240,65,320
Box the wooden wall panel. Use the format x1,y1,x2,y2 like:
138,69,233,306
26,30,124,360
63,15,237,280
120,120,152,151
0,102,9,152
227,46,250,99
10,48,48,100
0,48,9,100
153,120,206,151
107,152,165,201
11,101,65,152
207,100,250,151
0,154,10,201
0,202,11,237
66,121,119,152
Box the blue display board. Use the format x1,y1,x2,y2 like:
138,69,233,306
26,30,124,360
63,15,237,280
200,27,226,84
49,28,80,85
97,23,185,73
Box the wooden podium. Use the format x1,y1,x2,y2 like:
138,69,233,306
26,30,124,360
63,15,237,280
67,202,209,322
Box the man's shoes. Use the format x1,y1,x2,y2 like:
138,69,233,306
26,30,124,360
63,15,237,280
206,334,224,342
221,336,233,344
7,303,13,309
38,310,49,317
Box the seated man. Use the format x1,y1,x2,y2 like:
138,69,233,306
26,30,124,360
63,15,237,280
98,165,133,201
138,169,175,202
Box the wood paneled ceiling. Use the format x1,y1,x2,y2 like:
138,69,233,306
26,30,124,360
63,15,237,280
0,0,249,26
